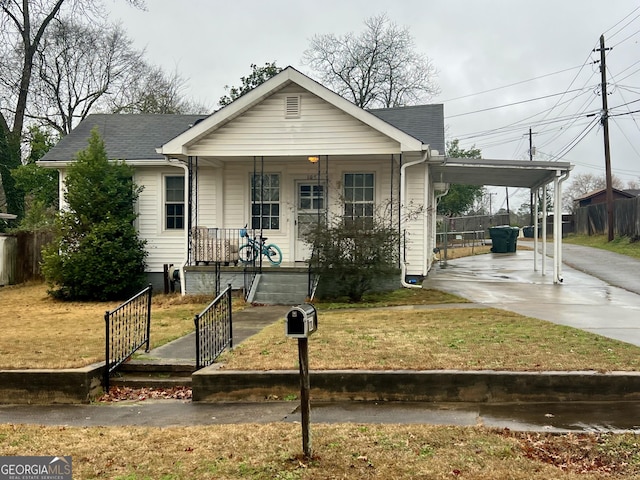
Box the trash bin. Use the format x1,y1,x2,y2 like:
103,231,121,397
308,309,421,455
522,225,534,238
489,226,519,253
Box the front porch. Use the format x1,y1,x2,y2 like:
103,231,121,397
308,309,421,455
185,227,313,303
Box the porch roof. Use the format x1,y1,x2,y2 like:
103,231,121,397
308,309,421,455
430,157,573,189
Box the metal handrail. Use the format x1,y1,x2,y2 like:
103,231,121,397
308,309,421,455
194,284,233,370
104,284,152,390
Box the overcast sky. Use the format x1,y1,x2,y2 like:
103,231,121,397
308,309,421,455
107,0,640,211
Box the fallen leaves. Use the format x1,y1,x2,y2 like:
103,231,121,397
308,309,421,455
97,386,192,402
505,429,635,475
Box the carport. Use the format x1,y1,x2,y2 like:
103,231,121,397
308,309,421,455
429,157,573,284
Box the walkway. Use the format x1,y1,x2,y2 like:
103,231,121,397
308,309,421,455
424,245,640,347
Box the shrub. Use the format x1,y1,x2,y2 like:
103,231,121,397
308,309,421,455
42,128,147,300
307,218,400,302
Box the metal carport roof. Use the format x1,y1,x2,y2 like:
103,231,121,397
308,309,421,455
428,156,574,286
429,157,573,189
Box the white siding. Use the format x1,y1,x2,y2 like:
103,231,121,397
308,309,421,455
135,166,186,273
194,166,217,228
188,85,401,157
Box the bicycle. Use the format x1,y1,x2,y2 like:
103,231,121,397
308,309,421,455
239,227,283,266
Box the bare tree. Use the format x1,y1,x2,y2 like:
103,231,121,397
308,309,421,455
0,0,144,220
29,17,143,135
303,13,439,108
108,64,210,115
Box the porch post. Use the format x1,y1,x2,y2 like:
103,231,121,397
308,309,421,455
542,183,547,276
533,187,538,272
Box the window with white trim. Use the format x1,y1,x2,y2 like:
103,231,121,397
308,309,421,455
251,173,280,230
344,173,374,227
165,176,184,230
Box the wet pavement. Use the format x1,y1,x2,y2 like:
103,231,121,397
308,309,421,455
0,400,638,433
425,246,640,347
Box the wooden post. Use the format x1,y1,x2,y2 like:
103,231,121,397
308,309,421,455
298,337,311,458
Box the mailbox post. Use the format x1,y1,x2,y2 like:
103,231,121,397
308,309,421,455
286,304,317,459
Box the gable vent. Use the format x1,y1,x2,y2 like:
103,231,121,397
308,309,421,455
285,95,301,118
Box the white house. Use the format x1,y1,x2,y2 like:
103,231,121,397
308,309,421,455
39,67,572,299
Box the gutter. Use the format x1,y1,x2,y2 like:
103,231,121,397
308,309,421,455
400,148,431,289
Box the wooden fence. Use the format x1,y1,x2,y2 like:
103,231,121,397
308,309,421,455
575,196,640,238
11,230,55,283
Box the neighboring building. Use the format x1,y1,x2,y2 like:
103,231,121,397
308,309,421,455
39,67,572,294
575,188,636,208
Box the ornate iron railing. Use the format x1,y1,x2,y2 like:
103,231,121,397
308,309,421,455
104,284,152,390
194,284,233,370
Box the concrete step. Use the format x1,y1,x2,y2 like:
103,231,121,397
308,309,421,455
252,291,307,305
110,374,192,389
120,361,195,375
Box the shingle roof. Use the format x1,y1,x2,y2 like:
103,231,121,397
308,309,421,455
368,104,445,154
40,105,444,162
39,114,208,162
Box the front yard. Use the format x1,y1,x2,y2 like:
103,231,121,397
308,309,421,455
2,282,639,372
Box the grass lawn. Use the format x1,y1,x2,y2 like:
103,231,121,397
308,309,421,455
0,283,213,369
3,282,640,372
1,423,638,479
565,234,640,259
221,307,640,372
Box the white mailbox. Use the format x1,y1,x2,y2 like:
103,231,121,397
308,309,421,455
286,304,318,338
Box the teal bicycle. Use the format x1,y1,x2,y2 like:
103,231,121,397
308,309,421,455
239,227,283,266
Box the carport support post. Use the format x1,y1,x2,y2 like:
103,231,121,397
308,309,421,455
533,187,538,272
298,338,312,458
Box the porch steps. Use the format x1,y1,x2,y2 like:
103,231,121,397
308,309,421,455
250,272,309,305
110,361,195,389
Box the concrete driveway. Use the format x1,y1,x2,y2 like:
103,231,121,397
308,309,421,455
424,246,640,347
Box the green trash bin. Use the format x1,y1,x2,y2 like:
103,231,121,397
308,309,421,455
489,226,519,253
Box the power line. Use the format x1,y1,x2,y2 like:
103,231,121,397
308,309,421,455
439,65,586,103
604,6,640,39
444,88,586,119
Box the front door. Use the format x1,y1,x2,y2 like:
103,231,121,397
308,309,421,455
295,181,325,262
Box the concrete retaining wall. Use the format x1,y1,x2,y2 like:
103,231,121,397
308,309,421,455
0,364,104,404
192,369,640,403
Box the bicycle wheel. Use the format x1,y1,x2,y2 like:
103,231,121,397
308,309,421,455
264,244,283,265
239,244,257,263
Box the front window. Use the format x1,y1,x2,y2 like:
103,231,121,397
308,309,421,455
344,173,374,227
165,176,184,230
251,173,280,230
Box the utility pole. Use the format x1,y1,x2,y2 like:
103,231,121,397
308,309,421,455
505,187,510,223
596,34,614,241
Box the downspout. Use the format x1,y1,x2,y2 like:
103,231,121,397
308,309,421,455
400,149,430,289
553,169,570,284
168,158,190,295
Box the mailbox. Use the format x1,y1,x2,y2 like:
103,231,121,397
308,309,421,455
286,304,318,338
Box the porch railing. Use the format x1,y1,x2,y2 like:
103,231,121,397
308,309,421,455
104,284,152,390
191,227,243,265
194,284,233,370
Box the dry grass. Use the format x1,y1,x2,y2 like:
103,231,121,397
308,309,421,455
221,308,640,372
0,283,212,369
3,282,640,373
0,423,638,479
